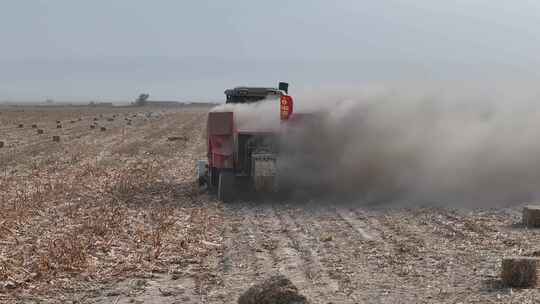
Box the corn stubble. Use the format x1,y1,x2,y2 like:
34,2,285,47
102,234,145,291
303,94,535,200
0,107,217,301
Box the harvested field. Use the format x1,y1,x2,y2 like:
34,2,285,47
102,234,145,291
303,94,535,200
1,105,540,303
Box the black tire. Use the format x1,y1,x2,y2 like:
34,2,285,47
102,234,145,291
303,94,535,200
218,171,235,203
208,168,219,194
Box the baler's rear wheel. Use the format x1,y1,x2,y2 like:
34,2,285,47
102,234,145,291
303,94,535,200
218,171,235,203
208,167,219,194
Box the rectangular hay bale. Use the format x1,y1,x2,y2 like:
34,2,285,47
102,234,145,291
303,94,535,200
502,256,538,288
523,205,540,228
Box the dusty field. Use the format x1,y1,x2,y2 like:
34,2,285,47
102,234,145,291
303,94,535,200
1,105,540,303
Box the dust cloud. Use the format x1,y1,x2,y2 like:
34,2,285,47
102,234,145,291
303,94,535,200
213,82,540,207
211,96,280,132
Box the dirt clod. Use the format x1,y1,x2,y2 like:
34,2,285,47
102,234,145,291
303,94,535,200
320,234,333,242
167,136,186,141
238,275,309,304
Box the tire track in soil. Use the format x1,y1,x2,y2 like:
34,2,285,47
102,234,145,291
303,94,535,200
298,206,421,304
364,208,485,303
243,204,340,303
418,209,488,303
300,206,379,303
367,209,442,301
274,206,349,304
243,205,277,278
109,275,200,304
404,208,519,303
257,205,311,293
204,203,266,304
206,202,337,304
335,208,379,242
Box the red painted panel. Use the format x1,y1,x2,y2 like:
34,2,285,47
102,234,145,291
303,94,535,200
208,111,234,169
280,95,294,120
208,112,233,135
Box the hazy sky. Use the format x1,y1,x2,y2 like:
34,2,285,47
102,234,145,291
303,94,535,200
1,1,540,102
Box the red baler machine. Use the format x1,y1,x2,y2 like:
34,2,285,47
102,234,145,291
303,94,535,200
198,82,294,202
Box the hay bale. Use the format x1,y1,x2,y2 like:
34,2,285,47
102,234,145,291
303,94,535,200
37,129,44,134
502,256,538,288
31,124,37,128
18,124,23,128
523,205,540,228
56,124,62,129
90,125,96,129
238,275,309,304
52,136,60,142
100,127,107,132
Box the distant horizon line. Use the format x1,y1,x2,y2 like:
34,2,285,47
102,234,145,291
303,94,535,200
0,99,221,105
